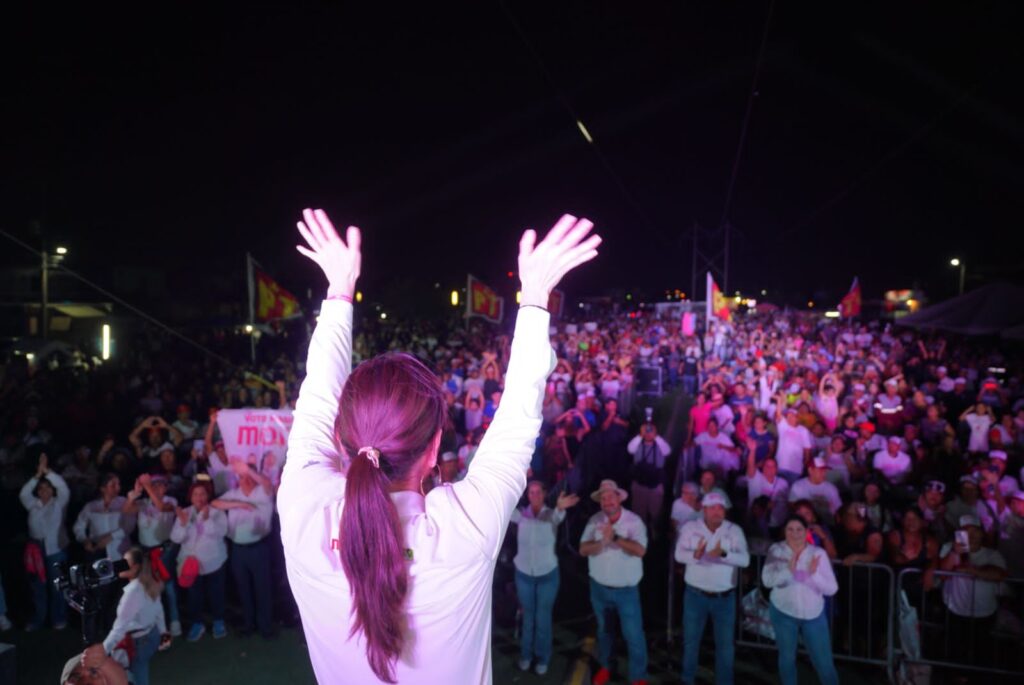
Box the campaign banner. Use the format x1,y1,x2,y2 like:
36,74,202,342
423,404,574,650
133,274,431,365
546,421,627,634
216,408,294,485
467,274,504,324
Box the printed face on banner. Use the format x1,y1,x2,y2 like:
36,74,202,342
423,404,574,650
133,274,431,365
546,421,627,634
216,409,294,486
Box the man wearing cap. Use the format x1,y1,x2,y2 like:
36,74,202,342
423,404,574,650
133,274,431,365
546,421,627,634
789,457,842,523
938,514,1008,664
212,458,275,639
945,476,996,538
872,436,913,487
580,480,648,685
675,491,750,685
987,450,1019,496
774,398,813,485
935,366,955,394
873,378,904,435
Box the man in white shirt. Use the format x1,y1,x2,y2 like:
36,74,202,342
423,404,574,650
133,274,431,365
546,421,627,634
675,492,750,685
213,459,275,639
873,436,912,486
789,457,843,523
695,419,740,479
939,515,1008,664
774,406,812,484
627,423,672,537
580,480,648,685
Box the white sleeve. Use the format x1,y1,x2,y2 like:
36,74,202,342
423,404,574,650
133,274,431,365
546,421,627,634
51,472,71,507
446,308,554,560
279,300,351,524
761,544,792,588
655,436,672,458
627,435,642,457
19,478,39,510
103,586,142,654
73,505,90,542
806,548,839,596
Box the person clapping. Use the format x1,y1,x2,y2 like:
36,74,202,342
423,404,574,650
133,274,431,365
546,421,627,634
19,452,71,631
171,479,228,642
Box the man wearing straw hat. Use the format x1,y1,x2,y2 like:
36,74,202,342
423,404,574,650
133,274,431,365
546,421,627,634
580,479,649,685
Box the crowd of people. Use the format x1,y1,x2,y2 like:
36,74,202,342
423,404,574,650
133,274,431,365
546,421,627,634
3,266,1024,683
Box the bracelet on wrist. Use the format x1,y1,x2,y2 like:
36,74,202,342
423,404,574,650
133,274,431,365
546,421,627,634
326,293,353,303
518,303,548,312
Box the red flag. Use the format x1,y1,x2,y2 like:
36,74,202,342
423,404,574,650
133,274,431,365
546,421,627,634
256,269,302,321
467,275,504,323
838,277,861,318
706,272,732,322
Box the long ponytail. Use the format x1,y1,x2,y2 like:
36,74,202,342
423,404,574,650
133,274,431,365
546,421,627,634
336,353,446,683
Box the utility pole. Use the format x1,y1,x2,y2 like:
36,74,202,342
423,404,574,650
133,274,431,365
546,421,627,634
41,241,48,340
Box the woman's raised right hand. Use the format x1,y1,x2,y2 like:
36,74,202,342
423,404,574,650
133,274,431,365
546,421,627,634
517,214,600,309
295,208,362,300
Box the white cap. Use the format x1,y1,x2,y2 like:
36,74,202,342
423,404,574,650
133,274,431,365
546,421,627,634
884,378,899,387
990,450,1008,461
701,491,730,509
888,435,902,444
811,456,828,469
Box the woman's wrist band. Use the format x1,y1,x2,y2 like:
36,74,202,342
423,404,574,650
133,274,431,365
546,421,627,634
519,304,548,312
327,294,353,303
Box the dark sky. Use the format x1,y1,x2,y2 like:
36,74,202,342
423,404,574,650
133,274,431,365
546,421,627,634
2,2,1021,311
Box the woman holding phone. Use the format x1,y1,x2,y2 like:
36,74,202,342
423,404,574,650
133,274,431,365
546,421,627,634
278,209,600,683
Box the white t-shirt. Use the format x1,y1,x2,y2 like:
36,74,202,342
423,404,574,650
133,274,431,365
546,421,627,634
670,500,700,532
788,478,842,521
873,450,912,485
965,413,992,452
940,544,1006,617
510,506,565,577
695,432,739,474
776,421,812,475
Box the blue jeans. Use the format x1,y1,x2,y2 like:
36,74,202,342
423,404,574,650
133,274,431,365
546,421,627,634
682,586,735,684
159,544,180,624
31,548,68,628
186,564,226,625
231,538,273,635
769,604,839,685
130,626,161,685
515,568,559,665
589,579,648,682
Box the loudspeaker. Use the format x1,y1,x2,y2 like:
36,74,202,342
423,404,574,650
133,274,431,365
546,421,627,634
634,366,662,395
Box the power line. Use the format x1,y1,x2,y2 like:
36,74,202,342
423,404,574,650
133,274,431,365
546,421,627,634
718,0,776,293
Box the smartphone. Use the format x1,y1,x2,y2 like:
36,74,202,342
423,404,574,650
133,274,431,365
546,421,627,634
193,439,205,454
955,530,969,549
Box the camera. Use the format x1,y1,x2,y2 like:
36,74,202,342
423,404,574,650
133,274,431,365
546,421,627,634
644,407,654,423
55,558,129,643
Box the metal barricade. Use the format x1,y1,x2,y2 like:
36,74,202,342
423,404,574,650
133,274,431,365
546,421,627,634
733,553,896,682
897,568,1024,677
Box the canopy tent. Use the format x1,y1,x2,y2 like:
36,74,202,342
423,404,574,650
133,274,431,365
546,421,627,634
897,283,1024,337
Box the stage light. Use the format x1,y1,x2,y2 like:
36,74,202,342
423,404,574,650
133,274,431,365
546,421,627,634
380,312,387,320
950,258,960,267
102,324,111,360
825,311,840,318
450,290,459,306
244,324,254,334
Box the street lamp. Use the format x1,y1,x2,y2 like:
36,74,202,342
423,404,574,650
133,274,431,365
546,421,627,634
950,258,965,295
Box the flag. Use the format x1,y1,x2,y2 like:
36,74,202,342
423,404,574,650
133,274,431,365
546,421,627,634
466,275,504,324
548,289,566,319
706,272,731,322
249,254,302,321
839,277,861,318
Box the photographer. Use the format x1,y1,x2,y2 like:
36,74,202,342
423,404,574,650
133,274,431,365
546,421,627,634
171,479,229,641
102,547,170,685
19,452,71,631
627,418,671,536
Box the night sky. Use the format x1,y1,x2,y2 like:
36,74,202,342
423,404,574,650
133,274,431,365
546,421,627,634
2,2,1021,314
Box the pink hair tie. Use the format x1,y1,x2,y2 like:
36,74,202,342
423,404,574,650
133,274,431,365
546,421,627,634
358,446,381,469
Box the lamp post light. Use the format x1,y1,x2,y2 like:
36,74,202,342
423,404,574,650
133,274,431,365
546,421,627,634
40,245,68,340
950,258,965,295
